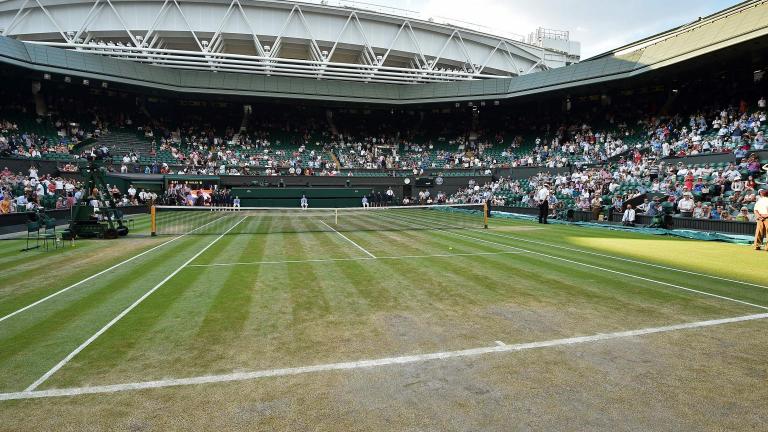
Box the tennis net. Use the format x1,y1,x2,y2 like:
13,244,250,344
151,203,488,236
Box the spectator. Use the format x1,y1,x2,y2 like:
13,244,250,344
735,206,752,222
692,202,705,219
622,204,636,226
753,189,768,250
678,193,695,217
0,194,10,214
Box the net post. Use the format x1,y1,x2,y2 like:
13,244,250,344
335,208,338,225
483,202,488,229
150,205,157,236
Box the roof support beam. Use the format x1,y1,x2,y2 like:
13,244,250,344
2,0,31,37
32,0,70,42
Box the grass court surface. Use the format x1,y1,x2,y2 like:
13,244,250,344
0,207,767,431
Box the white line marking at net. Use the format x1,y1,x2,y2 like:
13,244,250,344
2,312,766,401
186,250,522,267
0,214,227,325
23,217,248,393
495,341,506,346
320,220,376,258
385,212,768,311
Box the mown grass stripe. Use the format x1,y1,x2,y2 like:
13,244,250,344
25,217,247,392
0,214,229,324
192,216,273,354
0,234,215,391
59,217,278,385
2,312,766,401
423,209,767,285
390,211,768,311
413,211,768,304
284,216,331,326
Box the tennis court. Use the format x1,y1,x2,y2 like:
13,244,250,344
1,207,767,430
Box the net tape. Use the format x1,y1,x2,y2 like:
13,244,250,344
153,203,487,235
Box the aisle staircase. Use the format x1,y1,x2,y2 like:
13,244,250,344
92,130,153,156
326,109,338,136
232,105,251,143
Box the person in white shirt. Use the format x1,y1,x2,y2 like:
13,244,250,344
753,189,768,250
362,196,369,208
637,199,650,213
15,194,27,210
622,204,636,226
536,184,550,224
300,195,308,209
724,168,741,182
662,142,670,157
386,187,394,206
677,194,695,217
233,196,241,208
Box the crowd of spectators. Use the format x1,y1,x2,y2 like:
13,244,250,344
3,91,765,181
0,165,81,214
2,87,767,224
450,144,768,224
0,89,136,161
159,182,233,207
0,162,157,214
0,119,71,159
647,103,766,158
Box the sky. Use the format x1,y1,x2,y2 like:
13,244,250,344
360,0,742,59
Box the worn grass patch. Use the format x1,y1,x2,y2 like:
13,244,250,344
0,214,766,430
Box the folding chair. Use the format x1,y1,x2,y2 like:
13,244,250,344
25,221,40,251
40,216,59,250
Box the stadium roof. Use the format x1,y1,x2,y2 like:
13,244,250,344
0,0,577,84
587,0,765,61
0,0,766,104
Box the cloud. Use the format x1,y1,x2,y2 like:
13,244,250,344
398,0,740,58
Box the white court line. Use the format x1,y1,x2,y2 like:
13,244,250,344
384,212,768,311
187,250,522,267
2,312,766,401
23,217,248,392
0,214,228,325
320,220,376,258
424,211,768,290
480,223,768,290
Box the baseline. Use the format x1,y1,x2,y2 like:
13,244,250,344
1,312,765,401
